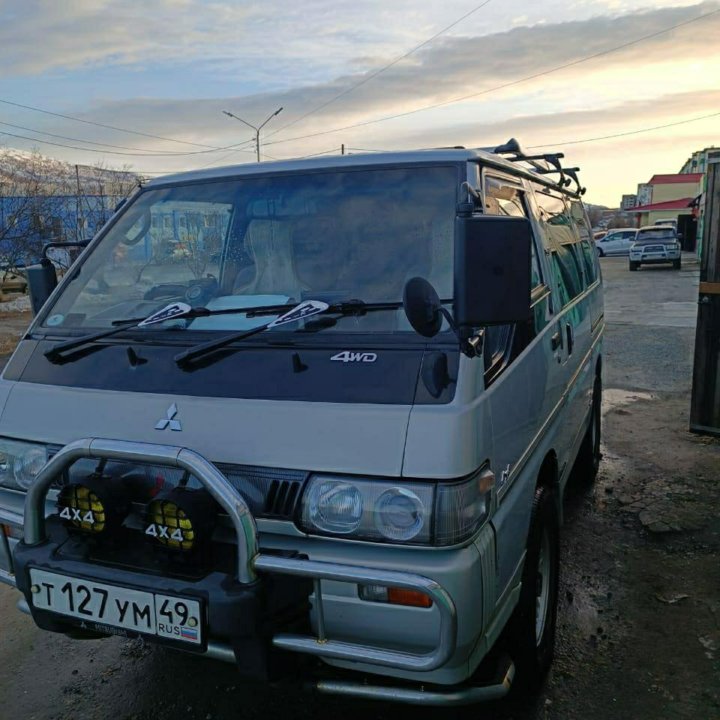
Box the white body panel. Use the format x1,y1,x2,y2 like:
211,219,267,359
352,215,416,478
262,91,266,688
0,148,603,689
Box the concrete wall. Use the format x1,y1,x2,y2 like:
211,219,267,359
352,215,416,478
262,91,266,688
652,181,701,203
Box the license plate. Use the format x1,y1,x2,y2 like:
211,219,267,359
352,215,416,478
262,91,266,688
29,569,202,645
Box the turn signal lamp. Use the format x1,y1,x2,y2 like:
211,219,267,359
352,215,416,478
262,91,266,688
145,488,215,552
359,584,433,608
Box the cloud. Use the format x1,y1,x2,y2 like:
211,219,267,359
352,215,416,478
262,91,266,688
56,1,719,148
1,0,718,207
0,0,251,75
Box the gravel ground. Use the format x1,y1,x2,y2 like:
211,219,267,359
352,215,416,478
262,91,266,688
0,255,718,720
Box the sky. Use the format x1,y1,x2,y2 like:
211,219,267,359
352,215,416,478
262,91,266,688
0,0,718,206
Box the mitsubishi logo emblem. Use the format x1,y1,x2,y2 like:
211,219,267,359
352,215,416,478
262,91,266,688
155,403,182,431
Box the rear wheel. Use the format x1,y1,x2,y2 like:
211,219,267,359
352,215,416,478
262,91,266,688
507,485,559,692
629,261,639,271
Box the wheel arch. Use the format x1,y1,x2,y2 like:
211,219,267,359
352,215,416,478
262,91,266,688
536,451,561,523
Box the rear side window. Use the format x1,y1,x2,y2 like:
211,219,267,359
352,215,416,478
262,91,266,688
534,188,587,307
481,174,550,386
569,200,598,285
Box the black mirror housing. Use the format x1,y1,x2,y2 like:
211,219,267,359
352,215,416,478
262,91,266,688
26,259,58,315
454,215,532,328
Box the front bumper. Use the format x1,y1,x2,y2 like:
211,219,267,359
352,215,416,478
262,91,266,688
630,247,681,264
7,438,459,677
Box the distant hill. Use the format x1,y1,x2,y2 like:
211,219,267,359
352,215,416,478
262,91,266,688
0,148,139,196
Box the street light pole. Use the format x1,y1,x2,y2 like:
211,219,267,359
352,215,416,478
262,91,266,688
222,107,283,162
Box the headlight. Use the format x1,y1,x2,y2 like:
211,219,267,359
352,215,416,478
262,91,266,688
0,438,49,491
375,488,425,541
307,481,363,534
299,468,494,546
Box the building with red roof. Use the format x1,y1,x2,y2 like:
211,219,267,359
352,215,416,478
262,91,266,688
629,173,703,249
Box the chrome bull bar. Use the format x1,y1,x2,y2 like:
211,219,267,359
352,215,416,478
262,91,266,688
19,438,458,673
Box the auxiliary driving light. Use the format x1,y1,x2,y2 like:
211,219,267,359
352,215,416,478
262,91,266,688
57,476,129,534
145,488,216,552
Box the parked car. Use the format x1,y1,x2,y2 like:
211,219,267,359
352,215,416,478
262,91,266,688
653,218,678,229
0,266,28,295
594,228,637,257
629,225,682,270
0,144,603,707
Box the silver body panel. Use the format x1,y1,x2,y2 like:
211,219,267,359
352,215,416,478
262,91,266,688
0,149,603,690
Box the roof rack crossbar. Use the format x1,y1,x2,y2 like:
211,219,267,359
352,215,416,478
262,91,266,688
490,138,588,194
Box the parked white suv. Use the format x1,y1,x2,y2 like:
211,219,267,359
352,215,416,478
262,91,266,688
629,225,682,271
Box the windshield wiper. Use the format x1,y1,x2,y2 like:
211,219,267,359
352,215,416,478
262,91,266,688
44,301,199,361
43,299,323,362
174,299,404,368
43,298,405,365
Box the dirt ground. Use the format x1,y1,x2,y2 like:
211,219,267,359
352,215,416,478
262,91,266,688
0,257,718,720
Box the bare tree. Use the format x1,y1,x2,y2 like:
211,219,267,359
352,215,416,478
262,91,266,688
0,149,60,274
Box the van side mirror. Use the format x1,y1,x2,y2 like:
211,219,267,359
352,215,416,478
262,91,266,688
455,215,532,328
26,259,58,315
403,277,444,337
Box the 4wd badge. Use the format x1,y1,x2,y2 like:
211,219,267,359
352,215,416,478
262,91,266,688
330,351,378,363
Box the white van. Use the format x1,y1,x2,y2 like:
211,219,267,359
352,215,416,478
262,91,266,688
0,141,603,707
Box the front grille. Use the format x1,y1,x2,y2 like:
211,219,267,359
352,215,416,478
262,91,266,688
216,464,308,520
48,449,308,522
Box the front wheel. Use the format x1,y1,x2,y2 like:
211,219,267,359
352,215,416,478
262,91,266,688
507,486,560,691
629,261,639,271
596,247,604,257
575,374,602,483
673,259,681,270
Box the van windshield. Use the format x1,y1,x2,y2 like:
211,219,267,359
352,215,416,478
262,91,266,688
42,165,458,335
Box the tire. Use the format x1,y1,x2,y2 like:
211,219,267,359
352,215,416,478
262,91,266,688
673,259,681,270
575,374,602,483
629,261,639,271
507,485,560,692
596,247,604,258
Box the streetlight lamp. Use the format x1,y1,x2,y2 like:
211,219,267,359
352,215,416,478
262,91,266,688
222,107,283,163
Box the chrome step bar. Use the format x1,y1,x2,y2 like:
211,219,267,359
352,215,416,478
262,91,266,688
18,438,458,673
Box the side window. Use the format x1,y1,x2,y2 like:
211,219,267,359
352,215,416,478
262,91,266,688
534,188,586,308
569,200,598,286
484,176,542,289
481,175,549,387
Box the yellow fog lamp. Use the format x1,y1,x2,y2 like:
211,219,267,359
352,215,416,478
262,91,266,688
57,475,129,534
145,488,216,552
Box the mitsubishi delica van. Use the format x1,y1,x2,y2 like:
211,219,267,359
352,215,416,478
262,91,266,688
0,139,603,706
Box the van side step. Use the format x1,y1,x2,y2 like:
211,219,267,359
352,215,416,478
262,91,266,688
313,658,515,706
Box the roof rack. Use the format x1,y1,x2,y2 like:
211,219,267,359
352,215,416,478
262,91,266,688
489,138,587,196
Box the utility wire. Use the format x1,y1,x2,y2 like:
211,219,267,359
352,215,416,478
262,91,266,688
0,119,217,155
267,0,494,138
133,108,720,174
298,146,343,158
0,97,225,149
527,109,720,149
260,6,720,149
0,126,258,157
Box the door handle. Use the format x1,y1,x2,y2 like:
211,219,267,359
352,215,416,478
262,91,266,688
551,331,562,351
565,323,574,355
